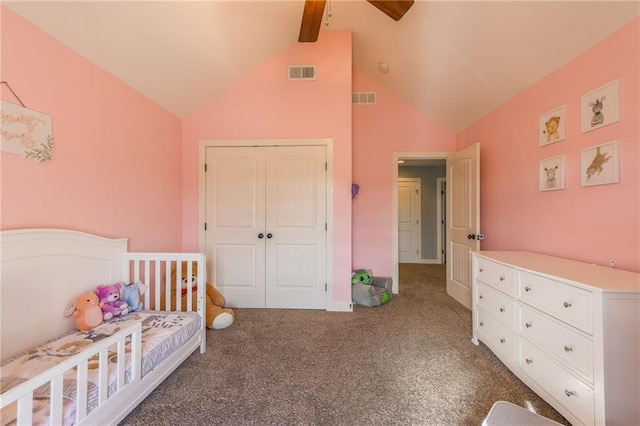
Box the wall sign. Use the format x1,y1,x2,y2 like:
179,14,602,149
1,100,55,163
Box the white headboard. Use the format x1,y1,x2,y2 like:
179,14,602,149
1,228,128,360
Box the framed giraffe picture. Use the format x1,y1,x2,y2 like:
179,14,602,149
581,79,619,133
580,141,619,187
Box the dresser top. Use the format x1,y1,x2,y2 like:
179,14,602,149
473,251,640,293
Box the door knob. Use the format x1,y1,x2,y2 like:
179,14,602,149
467,234,476,240
258,233,264,239
266,233,273,239
467,234,485,240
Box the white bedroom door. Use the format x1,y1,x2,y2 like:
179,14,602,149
205,145,327,309
398,178,421,263
446,143,480,310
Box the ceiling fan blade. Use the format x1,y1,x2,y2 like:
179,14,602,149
298,0,326,43
366,0,414,21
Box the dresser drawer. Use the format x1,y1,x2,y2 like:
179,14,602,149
519,272,593,334
518,339,594,426
519,304,594,382
477,307,516,365
476,258,517,297
477,282,517,330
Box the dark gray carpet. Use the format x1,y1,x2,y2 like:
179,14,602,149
120,264,569,426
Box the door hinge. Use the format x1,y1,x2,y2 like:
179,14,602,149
204,223,207,231
325,162,327,171
204,163,207,172
325,223,327,231
416,189,419,194
325,283,327,292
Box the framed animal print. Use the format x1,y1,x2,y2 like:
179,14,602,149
581,141,619,187
539,105,566,146
581,80,619,133
539,155,565,191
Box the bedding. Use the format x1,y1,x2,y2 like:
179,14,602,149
1,310,199,426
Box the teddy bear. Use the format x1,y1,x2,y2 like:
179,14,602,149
63,291,104,332
96,283,129,320
120,280,148,313
160,261,234,330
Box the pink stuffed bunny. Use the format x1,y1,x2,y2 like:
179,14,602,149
96,283,129,320
64,291,104,332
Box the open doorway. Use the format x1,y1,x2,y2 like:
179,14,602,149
392,151,451,293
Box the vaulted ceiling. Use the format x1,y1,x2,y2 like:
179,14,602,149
5,1,639,132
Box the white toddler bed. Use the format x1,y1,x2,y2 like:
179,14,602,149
0,228,207,425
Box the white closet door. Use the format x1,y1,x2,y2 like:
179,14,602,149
206,147,266,308
265,146,327,309
398,178,421,263
205,145,327,309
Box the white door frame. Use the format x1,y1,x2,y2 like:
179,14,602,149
392,151,452,294
436,177,446,264
199,138,335,309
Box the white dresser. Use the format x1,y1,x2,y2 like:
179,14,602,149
471,251,640,426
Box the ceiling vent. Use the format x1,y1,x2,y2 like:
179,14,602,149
288,65,316,81
352,92,377,105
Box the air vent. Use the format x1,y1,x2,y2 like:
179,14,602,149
288,65,316,80
352,92,377,105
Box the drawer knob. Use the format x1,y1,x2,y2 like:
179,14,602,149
499,306,505,313
499,275,505,281
563,301,572,308
500,338,505,343
479,321,484,327
564,390,575,397
479,267,485,272
525,358,533,364
564,345,573,353
525,322,532,328
524,286,531,292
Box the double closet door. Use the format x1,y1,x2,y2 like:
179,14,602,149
205,145,327,309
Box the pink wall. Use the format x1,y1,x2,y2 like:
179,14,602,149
181,31,353,304
0,7,184,252
458,19,640,272
352,72,457,276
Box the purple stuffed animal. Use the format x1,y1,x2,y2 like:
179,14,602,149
96,283,129,320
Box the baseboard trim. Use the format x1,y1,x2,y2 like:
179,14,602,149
400,258,443,265
447,280,472,310
326,301,354,312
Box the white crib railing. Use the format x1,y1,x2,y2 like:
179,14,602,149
0,321,142,426
121,252,206,353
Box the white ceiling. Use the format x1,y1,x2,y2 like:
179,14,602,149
5,1,639,132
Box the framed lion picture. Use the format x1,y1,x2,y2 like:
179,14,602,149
539,105,566,146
